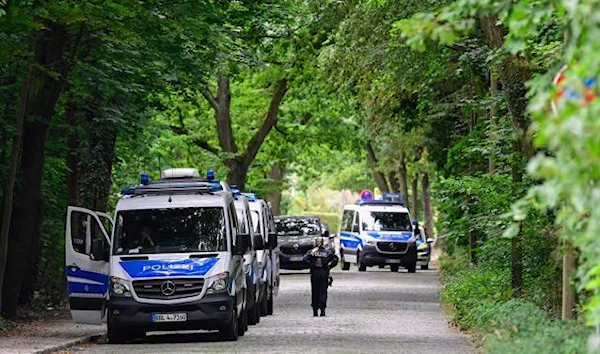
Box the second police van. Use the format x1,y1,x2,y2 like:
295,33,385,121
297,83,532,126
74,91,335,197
246,194,279,316
64,168,252,343
338,195,432,273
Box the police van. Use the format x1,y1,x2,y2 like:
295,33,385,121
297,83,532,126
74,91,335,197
246,194,279,316
65,168,250,343
231,188,262,325
337,197,423,273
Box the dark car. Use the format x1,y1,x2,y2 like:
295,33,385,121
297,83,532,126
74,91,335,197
275,216,332,270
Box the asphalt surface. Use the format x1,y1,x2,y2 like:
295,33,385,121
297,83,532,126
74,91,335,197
71,266,474,354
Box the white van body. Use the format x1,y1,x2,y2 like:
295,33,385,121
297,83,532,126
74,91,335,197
233,195,261,324
337,200,418,273
65,174,249,343
247,197,280,316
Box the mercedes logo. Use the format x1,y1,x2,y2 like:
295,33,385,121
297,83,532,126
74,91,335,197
389,242,396,251
293,243,299,251
160,280,176,296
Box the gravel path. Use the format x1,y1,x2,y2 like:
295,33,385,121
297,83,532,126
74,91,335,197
76,266,474,354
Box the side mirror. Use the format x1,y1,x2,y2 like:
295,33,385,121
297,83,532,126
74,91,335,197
90,239,109,261
352,225,360,233
253,234,265,250
235,233,250,255
267,232,278,249
426,238,435,244
322,229,330,237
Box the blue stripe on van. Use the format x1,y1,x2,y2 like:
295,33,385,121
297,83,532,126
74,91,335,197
120,258,219,278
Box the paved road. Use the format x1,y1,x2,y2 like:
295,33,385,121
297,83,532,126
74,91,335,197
79,267,473,353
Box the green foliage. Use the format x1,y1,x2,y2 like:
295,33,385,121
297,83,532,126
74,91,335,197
440,251,589,353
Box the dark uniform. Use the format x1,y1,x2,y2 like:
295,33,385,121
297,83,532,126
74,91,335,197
303,245,338,316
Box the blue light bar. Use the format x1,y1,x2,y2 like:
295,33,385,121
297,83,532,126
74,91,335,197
382,193,402,202
140,173,150,185
230,185,241,198
121,187,135,195
358,200,405,206
207,170,215,180
242,192,257,202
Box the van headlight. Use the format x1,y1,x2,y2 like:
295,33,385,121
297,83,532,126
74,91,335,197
206,272,229,294
110,277,132,297
417,242,428,251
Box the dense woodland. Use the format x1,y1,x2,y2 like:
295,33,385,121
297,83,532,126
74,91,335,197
2,0,600,351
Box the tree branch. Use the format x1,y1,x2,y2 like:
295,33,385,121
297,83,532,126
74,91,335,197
202,90,219,111
170,125,220,155
242,78,289,168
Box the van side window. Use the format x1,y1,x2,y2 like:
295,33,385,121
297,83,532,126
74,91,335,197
352,213,361,232
71,212,89,254
228,202,238,235
341,210,354,232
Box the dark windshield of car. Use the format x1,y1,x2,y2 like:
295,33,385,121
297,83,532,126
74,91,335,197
362,211,411,232
113,207,226,255
275,217,321,236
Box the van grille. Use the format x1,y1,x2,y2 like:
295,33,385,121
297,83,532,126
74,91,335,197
376,242,409,254
132,278,204,300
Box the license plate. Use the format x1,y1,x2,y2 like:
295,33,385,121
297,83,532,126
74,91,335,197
289,256,304,261
386,259,401,264
152,313,187,323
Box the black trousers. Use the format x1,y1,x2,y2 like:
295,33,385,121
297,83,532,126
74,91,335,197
310,271,329,310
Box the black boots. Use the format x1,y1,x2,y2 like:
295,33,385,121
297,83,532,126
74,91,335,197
313,308,318,317
320,309,326,317
313,308,326,316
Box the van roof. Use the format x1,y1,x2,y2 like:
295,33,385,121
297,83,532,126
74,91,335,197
343,203,409,213
116,193,231,211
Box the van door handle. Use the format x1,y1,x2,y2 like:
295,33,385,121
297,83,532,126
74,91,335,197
67,263,80,271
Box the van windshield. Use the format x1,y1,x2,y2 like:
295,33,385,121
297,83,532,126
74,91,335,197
113,207,227,255
362,211,412,232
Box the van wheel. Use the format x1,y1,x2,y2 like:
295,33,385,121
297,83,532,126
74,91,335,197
238,306,247,336
248,301,258,325
421,263,429,270
357,251,366,272
266,286,274,315
390,264,399,272
108,313,134,344
340,251,350,271
220,307,239,341
407,263,416,273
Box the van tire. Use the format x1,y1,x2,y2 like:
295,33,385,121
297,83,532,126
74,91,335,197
421,263,429,270
390,264,399,272
266,286,274,315
357,251,366,272
108,313,134,344
407,263,416,273
220,307,239,341
238,306,247,336
340,251,350,271
259,285,268,316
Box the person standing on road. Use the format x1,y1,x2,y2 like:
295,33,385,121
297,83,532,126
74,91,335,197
303,236,338,317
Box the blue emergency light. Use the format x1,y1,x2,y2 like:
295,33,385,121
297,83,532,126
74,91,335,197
140,173,150,185
207,170,215,180
242,192,257,202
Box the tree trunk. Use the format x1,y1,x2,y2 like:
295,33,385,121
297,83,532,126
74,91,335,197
398,156,409,204
364,141,389,193
411,175,419,218
2,22,71,317
421,172,433,237
562,241,576,319
511,140,524,298
488,72,498,173
264,165,284,216
388,171,400,193
0,37,36,314
201,76,288,191
480,15,533,159
78,105,118,211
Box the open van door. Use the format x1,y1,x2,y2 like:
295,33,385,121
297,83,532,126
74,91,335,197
65,206,112,324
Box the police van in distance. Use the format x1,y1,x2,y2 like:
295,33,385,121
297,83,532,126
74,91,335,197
338,194,429,273
65,168,250,343
231,187,262,325
246,194,279,316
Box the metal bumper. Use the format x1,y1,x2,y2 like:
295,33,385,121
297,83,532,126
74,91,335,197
107,293,234,332
361,244,417,267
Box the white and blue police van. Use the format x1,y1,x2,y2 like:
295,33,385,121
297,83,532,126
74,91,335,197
64,168,250,343
337,196,425,273
246,194,279,316
231,187,262,325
